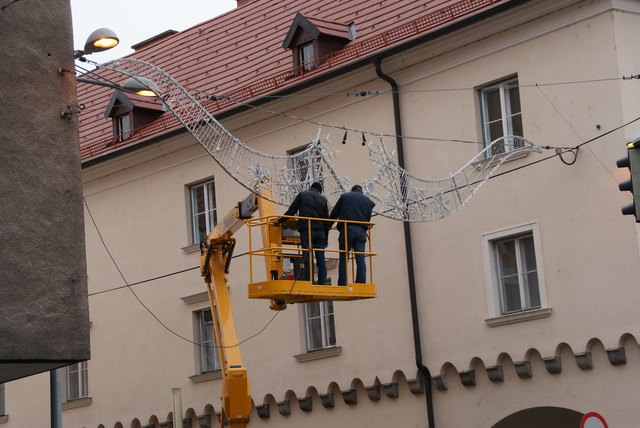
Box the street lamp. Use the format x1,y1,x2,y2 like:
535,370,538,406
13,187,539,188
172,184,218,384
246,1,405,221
74,76,160,98
70,27,159,102
122,77,161,97
74,27,119,59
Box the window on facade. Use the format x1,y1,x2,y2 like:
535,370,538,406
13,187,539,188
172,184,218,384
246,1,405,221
190,179,217,244
66,361,88,401
479,77,522,155
299,42,315,71
494,233,540,314
482,222,548,324
115,113,131,141
304,301,336,351
288,145,323,189
0,383,5,416
198,308,221,373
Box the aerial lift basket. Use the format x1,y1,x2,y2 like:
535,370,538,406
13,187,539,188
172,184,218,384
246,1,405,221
245,215,377,304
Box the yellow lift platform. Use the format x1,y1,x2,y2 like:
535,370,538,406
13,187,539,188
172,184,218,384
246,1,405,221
244,195,377,305
199,189,376,426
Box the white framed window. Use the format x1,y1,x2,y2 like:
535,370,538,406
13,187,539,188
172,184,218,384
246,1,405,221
66,361,88,401
482,222,550,326
115,113,131,141
287,145,322,191
304,301,336,351
479,77,523,155
190,179,217,244
197,308,220,373
299,42,315,71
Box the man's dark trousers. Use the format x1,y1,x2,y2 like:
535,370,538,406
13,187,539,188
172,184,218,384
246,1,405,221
299,229,327,285
337,224,367,286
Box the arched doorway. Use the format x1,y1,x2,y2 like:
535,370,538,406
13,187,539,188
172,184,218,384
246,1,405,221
493,406,583,428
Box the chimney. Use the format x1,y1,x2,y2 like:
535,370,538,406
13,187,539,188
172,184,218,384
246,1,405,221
237,0,252,7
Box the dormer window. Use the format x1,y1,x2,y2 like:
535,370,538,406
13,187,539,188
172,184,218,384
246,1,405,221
115,114,131,142
283,12,354,74
104,90,165,143
299,42,315,71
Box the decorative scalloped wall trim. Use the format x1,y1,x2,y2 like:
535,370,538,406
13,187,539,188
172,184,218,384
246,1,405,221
431,333,638,391
93,334,639,426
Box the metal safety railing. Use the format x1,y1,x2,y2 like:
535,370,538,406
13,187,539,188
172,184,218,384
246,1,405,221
245,215,375,287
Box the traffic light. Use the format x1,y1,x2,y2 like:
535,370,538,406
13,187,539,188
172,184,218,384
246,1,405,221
617,135,640,222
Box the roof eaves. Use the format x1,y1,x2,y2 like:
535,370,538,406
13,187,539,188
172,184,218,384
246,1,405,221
131,29,179,51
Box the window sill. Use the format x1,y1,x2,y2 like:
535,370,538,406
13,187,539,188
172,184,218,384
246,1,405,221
485,307,552,327
181,243,200,254
475,147,529,167
62,397,92,410
0,415,8,424
294,346,342,362
189,370,222,383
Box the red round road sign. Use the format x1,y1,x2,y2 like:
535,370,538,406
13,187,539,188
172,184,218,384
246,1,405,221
580,412,607,428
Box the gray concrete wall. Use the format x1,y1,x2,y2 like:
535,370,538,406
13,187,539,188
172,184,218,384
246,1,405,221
0,0,90,382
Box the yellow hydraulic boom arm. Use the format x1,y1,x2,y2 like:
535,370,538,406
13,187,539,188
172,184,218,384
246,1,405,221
199,186,376,426
199,192,260,427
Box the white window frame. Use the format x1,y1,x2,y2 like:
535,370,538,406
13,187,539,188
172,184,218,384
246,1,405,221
190,179,217,244
299,42,315,71
303,301,336,352
65,361,88,401
115,113,131,141
481,221,551,326
197,308,221,373
479,77,523,154
287,145,323,192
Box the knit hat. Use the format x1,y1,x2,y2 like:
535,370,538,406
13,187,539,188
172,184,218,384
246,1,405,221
311,182,323,192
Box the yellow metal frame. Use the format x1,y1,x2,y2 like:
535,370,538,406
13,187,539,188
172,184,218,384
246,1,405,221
244,214,377,303
199,185,377,427
201,237,251,426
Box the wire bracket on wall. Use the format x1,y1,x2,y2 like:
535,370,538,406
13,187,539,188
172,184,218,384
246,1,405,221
60,103,85,120
557,147,579,165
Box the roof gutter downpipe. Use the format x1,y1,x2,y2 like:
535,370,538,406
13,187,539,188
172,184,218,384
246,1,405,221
374,58,435,428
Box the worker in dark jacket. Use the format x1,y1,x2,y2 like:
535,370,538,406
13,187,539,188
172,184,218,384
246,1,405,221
278,182,329,284
329,185,375,286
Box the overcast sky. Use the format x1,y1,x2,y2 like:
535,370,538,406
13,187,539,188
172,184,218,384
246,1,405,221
70,0,237,64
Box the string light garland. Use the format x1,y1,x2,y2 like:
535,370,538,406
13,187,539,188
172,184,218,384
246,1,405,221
80,59,640,221
94,58,546,223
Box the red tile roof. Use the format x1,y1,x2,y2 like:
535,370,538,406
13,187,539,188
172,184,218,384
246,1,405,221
78,0,514,164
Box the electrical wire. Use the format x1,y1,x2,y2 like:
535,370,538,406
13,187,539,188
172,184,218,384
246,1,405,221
196,74,638,100
491,114,640,179
190,87,480,144
83,196,202,345
370,113,640,217
83,196,290,349
74,64,640,146
75,63,128,94
88,266,199,297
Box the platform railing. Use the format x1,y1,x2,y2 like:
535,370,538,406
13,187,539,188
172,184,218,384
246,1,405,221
245,215,375,287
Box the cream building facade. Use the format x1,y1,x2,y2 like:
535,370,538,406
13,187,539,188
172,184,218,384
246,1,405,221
3,0,640,427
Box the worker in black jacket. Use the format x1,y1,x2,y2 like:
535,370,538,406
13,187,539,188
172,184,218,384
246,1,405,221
329,185,375,286
278,182,329,284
